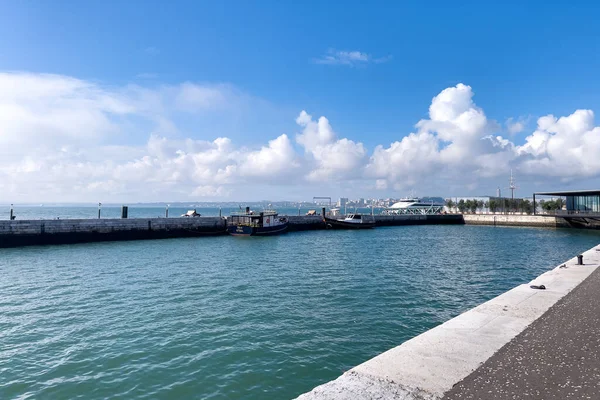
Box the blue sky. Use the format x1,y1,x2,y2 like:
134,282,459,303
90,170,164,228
1,1,600,202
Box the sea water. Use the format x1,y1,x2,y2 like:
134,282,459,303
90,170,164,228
1,225,599,399
0,205,379,220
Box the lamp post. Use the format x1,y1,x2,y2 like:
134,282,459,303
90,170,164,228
10,203,14,220
166,204,170,218
98,202,102,219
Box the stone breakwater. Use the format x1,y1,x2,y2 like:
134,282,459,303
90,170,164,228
2,213,600,248
0,217,226,248
0,215,465,248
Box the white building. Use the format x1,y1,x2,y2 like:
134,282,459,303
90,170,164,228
337,197,348,208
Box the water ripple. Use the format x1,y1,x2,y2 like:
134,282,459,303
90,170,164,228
0,225,599,399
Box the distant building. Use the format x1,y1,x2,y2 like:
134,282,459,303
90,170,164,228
337,197,348,208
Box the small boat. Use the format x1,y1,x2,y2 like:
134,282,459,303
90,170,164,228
228,208,288,236
181,209,202,217
323,213,375,229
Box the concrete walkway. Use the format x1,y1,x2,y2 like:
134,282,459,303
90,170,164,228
443,259,600,400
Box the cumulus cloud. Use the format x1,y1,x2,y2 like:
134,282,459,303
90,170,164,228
1,71,600,202
516,110,600,178
314,49,391,66
368,83,600,193
295,110,366,181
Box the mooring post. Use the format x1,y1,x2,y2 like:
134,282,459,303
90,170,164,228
166,204,169,218
577,254,584,265
322,207,326,217
219,207,222,218
98,202,102,219
10,203,14,221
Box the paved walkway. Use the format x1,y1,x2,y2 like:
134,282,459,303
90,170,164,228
443,263,600,400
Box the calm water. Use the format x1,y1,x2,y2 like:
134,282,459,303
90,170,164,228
1,225,599,399
0,205,380,220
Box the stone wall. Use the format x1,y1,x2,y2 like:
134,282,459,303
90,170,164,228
0,217,226,247
462,214,570,228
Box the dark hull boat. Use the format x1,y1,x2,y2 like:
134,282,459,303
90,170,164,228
229,222,289,236
323,214,375,229
228,208,288,236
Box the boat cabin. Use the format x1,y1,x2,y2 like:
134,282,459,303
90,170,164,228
229,210,286,228
343,214,364,222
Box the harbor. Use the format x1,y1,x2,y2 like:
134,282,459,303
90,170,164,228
1,224,599,399
2,210,599,248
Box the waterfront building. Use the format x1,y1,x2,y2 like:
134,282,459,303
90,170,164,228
337,197,348,208
533,190,600,214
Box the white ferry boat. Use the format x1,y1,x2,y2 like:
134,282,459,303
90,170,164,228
383,198,444,215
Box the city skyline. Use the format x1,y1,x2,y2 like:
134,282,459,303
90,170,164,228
2,1,600,202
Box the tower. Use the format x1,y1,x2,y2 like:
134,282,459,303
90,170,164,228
509,169,517,199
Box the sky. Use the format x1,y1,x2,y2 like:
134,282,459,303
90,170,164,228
1,0,600,202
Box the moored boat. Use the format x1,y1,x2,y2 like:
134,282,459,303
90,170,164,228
227,208,288,236
323,213,375,229
382,198,444,215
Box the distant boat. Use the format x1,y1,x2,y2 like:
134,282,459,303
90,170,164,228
383,198,443,215
181,209,202,217
323,213,375,229
227,208,288,236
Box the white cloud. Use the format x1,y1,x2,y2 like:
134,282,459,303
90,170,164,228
314,49,391,66
2,72,600,202
516,110,600,178
367,84,600,194
295,110,366,181
506,117,526,134
240,134,300,178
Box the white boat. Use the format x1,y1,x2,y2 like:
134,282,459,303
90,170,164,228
323,213,375,229
181,209,202,217
383,198,443,215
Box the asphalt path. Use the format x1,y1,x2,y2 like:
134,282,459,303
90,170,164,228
443,265,600,400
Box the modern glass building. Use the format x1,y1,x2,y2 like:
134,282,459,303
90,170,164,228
533,190,600,214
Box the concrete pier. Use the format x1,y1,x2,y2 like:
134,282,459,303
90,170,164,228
0,214,464,248
0,217,226,247
462,213,600,229
295,244,600,399
463,214,569,228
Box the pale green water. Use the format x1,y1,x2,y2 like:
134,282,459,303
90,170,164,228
1,225,599,399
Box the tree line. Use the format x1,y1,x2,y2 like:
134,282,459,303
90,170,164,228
445,198,565,214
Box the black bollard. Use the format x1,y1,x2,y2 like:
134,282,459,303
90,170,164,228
577,255,584,265
121,206,128,219
322,207,326,217
10,204,14,221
